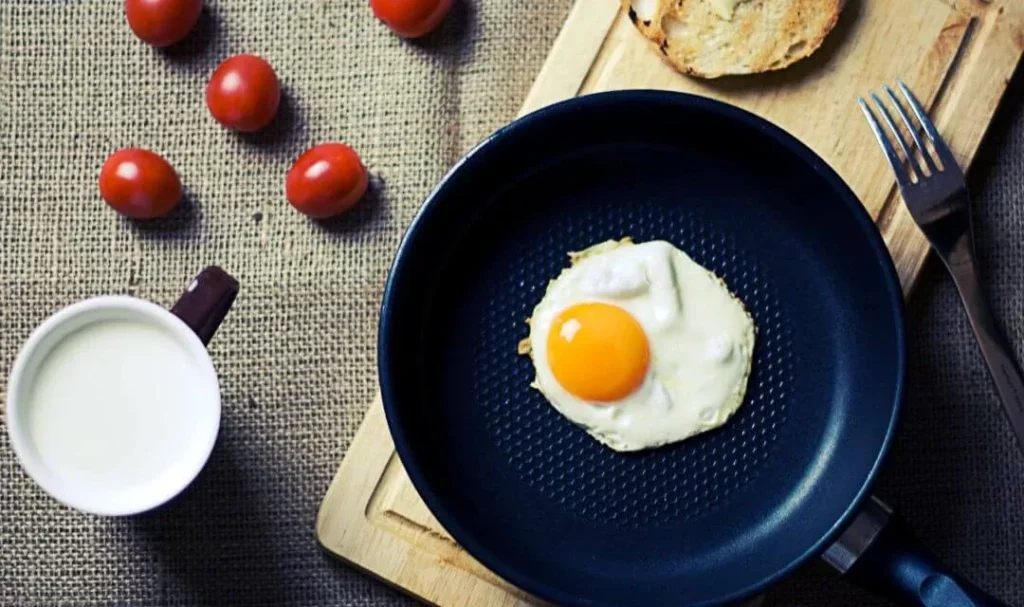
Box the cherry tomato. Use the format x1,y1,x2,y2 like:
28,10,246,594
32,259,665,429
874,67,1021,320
124,0,202,47
206,55,281,133
99,148,182,219
286,143,368,219
371,0,452,38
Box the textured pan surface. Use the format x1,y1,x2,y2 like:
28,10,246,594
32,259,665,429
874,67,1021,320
485,209,789,526
380,91,905,607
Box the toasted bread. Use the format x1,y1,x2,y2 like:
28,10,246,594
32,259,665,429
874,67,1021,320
624,0,844,78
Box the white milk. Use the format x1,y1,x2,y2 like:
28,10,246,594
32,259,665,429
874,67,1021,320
25,319,206,492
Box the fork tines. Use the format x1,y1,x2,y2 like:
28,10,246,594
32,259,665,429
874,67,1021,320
857,81,959,187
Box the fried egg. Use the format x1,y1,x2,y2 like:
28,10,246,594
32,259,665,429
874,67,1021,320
521,239,755,451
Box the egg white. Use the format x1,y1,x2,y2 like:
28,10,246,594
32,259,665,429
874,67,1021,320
523,239,756,452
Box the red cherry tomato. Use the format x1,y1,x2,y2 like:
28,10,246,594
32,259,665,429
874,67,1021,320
286,143,368,219
206,55,281,133
99,148,182,219
371,0,452,38
124,0,202,47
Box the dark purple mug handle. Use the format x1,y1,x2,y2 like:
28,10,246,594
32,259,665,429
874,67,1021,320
170,266,239,346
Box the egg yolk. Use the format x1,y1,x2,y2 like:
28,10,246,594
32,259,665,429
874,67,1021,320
546,302,650,403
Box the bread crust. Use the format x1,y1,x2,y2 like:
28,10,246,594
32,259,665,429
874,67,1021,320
623,0,844,78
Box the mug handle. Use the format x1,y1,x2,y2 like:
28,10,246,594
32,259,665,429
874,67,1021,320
170,266,239,346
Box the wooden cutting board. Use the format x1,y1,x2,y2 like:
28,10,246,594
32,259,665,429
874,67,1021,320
317,1,1023,604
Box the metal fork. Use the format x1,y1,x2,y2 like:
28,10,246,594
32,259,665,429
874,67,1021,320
859,81,1024,451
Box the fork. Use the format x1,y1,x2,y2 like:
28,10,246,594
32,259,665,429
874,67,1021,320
859,81,1024,451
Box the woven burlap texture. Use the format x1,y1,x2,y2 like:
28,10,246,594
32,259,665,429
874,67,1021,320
1,0,1022,605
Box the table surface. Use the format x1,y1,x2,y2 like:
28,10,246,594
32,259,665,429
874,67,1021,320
1,1,1022,605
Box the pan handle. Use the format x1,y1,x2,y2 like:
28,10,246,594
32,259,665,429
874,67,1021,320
823,496,1006,607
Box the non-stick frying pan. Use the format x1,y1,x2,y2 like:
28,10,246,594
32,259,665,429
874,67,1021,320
379,91,1004,606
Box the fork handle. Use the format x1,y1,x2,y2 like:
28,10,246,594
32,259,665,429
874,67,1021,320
943,238,1024,449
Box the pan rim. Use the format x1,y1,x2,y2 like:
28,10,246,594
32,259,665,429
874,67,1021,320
378,89,906,607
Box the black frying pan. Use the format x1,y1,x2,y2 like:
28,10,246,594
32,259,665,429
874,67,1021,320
379,91,1003,606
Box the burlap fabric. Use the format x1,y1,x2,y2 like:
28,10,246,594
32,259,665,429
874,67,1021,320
0,1,1020,605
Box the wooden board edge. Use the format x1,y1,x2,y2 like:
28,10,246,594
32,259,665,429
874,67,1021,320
316,396,390,542
316,398,538,605
518,0,621,117
872,1,1022,292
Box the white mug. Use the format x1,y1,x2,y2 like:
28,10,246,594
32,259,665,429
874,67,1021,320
5,267,238,516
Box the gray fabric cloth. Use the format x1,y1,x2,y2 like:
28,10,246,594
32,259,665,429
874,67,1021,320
0,1,1021,605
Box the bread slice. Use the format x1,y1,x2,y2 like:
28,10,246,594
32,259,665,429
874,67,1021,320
623,0,844,78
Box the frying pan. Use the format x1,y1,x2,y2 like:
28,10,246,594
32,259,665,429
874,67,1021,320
379,91,1004,606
